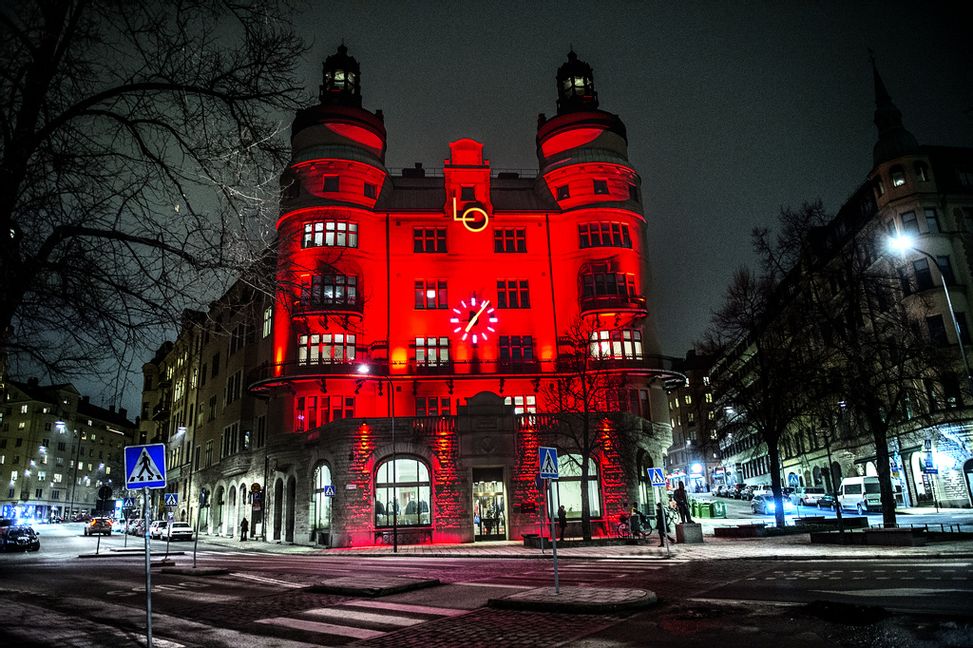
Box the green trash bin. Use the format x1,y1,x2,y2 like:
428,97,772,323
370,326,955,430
699,502,712,518
690,500,700,517
712,501,727,518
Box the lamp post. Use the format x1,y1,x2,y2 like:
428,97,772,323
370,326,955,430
58,421,84,520
888,234,973,397
357,363,397,552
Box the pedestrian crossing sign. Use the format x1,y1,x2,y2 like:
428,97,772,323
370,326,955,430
539,446,559,479
123,497,136,508
647,467,666,486
323,485,336,497
124,443,167,489
164,492,178,507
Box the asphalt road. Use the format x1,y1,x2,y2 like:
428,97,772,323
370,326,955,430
1,523,971,647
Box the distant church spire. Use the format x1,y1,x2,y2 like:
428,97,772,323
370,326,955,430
870,51,918,166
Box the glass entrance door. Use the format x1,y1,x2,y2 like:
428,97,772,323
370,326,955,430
472,467,506,541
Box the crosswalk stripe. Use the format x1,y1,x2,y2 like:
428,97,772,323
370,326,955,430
343,600,468,616
256,617,384,640
457,582,533,589
230,572,302,588
304,608,420,627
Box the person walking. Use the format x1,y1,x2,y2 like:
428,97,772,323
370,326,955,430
557,504,567,542
674,481,693,524
655,502,674,546
240,517,249,542
629,506,642,540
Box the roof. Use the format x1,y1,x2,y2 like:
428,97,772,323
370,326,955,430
378,174,558,212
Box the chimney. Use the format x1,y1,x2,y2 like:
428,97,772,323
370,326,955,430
119,407,128,419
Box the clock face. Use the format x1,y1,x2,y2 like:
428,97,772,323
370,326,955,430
450,294,498,345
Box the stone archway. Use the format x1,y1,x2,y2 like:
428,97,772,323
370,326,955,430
964,459,973,507
285,475,297,543
273,478,284,541
213,485,225,535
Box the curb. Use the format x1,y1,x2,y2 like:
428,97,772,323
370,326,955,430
78,551,185,559
307,577,441,597
160,567,230,576
488,587,658,614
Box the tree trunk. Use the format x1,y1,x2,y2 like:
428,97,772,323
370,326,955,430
868,414,898,527
580,454,592,541
767,440,786,528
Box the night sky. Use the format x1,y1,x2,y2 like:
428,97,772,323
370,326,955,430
295,2,973,357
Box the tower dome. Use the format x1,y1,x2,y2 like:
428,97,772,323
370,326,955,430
556,50,598,114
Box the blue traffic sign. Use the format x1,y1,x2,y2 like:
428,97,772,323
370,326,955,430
123,497,136,508
323,485,336,497
647,467,666,487
124,443,167,489
164,492,178,507
539,446,559,479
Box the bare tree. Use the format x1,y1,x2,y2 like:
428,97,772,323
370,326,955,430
0,1,306,393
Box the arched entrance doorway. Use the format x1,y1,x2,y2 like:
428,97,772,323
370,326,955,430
273,478,284,541
963,458,973,507
213,486,225,535
285,476,297,543
910,452,933,504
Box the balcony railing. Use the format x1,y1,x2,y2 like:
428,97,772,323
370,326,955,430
579,294,648,316
496,359,541,374
292,297,364,317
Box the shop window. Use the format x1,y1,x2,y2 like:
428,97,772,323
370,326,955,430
413,228,447,253
550,454,601,520
494,228,527,253
414,280,447,309
579,222,632,248
310,464,333,534
375,456,431,527
593,179,609,195
497,279,530,308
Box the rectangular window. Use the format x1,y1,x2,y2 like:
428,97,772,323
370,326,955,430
593,179,609,195
582,271,637,299
590,329,644,360
211,352,220,378
323,175,339,192
363,182,377,198
556,185,570,200
497,279,530,308
415,397,452,417
628,184,640,202
924,208,940,233
460,186,476,201
956,312,971,345
296,395,354,430
204,440,213,467
19,405,28,414
504,395,537,415
936,255,955,286
914,258,934,291
415,337,450,367
297,333,357,365
208,396,217,422
262,307,272,338
302,220,359,248
494,228,527,253
578,222,633,249
413,228,447,253
256,415,266,448
900,211,919,235
228,322,246,354
499,335,535,364
224,370,242,405
926,315,948,346
302,274,358,309
415,280,448,309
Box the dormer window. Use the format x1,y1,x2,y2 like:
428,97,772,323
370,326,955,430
890,165,906,187
556,185,570,200
593,179,609,195
363,182,376,199
460,186,476,201
323,176,339,192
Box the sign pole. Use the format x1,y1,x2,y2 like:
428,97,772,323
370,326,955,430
143,487,154,648
548,479,559,595
658,485,671,559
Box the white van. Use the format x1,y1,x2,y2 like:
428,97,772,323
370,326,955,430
837,476,882,514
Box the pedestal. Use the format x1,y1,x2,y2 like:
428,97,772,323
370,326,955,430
676,522,703,544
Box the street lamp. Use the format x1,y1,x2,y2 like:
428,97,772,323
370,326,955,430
888,234,973,398
357,363,397,552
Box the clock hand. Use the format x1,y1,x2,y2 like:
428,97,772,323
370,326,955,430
464,300,490,332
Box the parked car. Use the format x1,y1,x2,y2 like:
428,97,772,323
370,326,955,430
148,520,169,539
714,485,728,497
837,476,885,514
84,517,112,536
790,486,827,507
817,494,837,509
750,484,773,499
751,493,797,515
2,525,40,552
128,520,146,537
730,484,747,499
739,485,755,501
163,522,194,541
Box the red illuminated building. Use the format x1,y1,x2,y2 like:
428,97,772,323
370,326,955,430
150,46,683,547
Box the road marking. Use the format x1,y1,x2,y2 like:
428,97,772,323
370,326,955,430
230,572,302,588
304,608,419,627
457,581,533,589
256,617,384,639
343,600,467,617
814,588,970,597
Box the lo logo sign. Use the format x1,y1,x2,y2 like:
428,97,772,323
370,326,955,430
452,196,489,233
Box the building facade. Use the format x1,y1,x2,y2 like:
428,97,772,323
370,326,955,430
144,47,683,546
665,350,720,491
713,62,973,509
0,378,135,521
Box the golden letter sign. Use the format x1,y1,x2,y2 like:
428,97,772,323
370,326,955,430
452,196,489,233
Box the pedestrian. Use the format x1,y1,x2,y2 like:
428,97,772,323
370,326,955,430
240,517,249,542
557,504,567,542
655,502,674,546
629,506,642,540
675,481,693,524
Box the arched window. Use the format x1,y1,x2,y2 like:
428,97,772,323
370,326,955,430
889,165,906,188
375,456,431,528
310,464,332,532
551,454,602,520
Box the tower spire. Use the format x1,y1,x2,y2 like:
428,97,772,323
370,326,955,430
870,52,918,166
